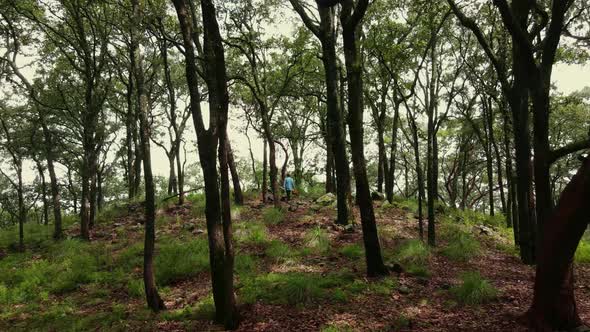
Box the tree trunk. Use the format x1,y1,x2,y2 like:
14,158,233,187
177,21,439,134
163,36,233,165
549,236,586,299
341,3,387,276
132,0,165,312
176,146,185,205
36,161,49,225
320,6,352,225
528,157,590,331
385,103,400,203
228,141,243,205
173,0,238,327
262,138,268,202
168,153,178,196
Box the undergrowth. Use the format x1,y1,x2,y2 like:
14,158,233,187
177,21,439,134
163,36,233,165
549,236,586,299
450,271,497,306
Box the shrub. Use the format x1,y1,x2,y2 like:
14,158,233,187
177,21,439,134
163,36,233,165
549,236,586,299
127,279,145,298
240,272,353,306
302,184,325,201
262,207,284,225
395,240,430,277
265,240,297,263
450,271,497,305
303,226,330,254
441,232,480,262
339,244,364,260
234,221,268,245
575,239,590,263
155,239,209,286
392,197,419,214
235,254,259,276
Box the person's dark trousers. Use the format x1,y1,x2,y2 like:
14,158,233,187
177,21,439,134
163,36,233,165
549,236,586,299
286,190,291,201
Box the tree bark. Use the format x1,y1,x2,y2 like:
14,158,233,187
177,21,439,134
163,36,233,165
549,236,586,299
528,157,590,331
340,0,387,276
172,0,238,327
131,0,165,312
228,141,243,205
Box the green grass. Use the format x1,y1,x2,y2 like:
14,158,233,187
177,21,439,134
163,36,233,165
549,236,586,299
155,238,209,286
235,254,260,276
0,239,122,309
127,278,145,298
303,226,331,254
394,239,430,277
339,244,364,260
265,240,298,263
441,231,481,262
575,239,590,263
234,221,269,245
262,207,284,225
161,295,216,321
450,271,497,306
240,271,356,306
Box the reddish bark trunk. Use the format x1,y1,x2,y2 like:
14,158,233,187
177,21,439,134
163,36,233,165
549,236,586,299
528,157,590,331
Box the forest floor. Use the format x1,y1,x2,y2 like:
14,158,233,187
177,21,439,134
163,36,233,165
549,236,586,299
1,193,589,332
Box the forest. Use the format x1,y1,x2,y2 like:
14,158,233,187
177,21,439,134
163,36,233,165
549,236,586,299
0,0,589,331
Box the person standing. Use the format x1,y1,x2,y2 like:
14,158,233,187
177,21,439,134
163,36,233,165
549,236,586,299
284,173,295,201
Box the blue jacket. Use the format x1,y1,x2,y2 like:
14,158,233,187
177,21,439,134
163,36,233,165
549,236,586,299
284,177,295,191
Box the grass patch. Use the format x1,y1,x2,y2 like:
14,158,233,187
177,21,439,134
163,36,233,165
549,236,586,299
240,271,354,306
339,244,364,260
235,254,259,276
155,238,209,286
575,239,590,263
262,207,284,225
265,240,298,264
303,226,330,254
234,221,268,245
441,231,480,262
450,271,497,306
394,240,430,277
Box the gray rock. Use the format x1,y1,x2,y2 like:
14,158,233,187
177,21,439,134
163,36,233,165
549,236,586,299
398,286,411,294
316,193,337,206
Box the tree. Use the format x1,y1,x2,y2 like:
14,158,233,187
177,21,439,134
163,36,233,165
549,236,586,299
289,0,355,225
171,0,239,328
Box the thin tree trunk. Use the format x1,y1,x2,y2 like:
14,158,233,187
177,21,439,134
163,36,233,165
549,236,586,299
132,0,165,312
262,138,268,202
227,141,243,205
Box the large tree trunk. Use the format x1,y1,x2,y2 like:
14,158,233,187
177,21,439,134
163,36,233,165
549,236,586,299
173,0,238,327
341,2,387,277
320,7,352,225
132,0,165,312
528,157,590,331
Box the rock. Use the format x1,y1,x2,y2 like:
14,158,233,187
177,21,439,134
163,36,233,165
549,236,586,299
194,229,205,235
310,204,322,212
288,204,298,212
343,224,355,233
183,223,196,231
473,224,493,236
316,193,336,206
398,286,411,295
371,191,385,201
